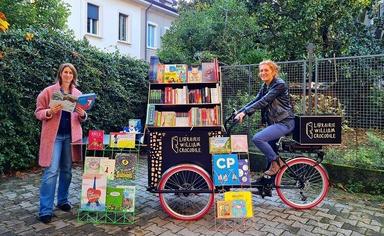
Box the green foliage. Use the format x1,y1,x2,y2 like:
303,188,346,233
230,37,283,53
0,28,148,173
0,0,69,31
162,0,383,64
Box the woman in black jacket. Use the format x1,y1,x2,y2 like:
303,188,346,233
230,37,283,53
235,60,295,176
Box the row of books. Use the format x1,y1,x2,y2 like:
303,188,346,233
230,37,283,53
149,85,221,104
212,154,251,186
88,130,136,150
80,173,135,212
149,58,219,84
146,105,221,127
209,135,248,154
84,153,137,180
216,191,253,219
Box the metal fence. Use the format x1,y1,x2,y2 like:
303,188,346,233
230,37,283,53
220,54,384,132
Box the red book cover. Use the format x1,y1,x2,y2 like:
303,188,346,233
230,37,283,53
88,130,104,150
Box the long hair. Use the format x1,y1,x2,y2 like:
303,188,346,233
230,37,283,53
56,63,78,88
259,60,280,78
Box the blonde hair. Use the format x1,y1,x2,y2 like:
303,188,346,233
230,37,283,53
56,63,78,87
259,60,279,78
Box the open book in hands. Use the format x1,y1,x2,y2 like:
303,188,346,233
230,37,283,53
49,91,96,112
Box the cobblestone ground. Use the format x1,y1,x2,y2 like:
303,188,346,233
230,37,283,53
0,156,383,236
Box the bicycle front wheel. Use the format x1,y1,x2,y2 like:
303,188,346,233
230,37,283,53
158,164,214,221
275,157,329,209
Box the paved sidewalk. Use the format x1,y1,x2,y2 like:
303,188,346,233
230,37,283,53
0,156,383,236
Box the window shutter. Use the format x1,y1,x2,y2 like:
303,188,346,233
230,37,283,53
88,3,99,20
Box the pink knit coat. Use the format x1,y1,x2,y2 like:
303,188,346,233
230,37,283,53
35,82,86,167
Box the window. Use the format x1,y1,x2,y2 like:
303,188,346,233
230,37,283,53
119,13,128,41
147,23,156,48
87,3,99,35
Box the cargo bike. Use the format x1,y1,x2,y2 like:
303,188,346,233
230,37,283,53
146,112,341,221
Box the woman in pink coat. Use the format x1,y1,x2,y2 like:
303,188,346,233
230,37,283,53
35,63,87,223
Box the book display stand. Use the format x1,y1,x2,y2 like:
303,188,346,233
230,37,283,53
210,135,254,231
76,132,139,225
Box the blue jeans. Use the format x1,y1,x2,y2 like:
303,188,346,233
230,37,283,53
39,133,72,217
252,119,295,168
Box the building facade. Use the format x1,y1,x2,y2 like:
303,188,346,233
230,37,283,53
63,0,178,60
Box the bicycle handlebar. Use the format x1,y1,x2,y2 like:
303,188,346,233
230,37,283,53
224,109,241,136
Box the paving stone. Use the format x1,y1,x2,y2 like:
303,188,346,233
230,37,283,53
260,225,284,235
287,214,308,224
341,223,367,235
328,224,353,236
312,227,337,235
356,221,381,232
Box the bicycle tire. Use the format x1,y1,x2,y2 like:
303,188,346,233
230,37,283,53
158,164,214,221
275,157,329,209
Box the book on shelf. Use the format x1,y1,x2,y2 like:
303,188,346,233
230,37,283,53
99,158,116,180
115,153,137,179
106,187,124,211
146,104,156,125
188,65,202,83
116,185,136,212
202,60,219,83
238,159,251,185
212,154,240,186
216,200,232,219
209,137,231,154
84,156,103,174
161,111,176,127
163,64,188,83
87,130,104,150
230,135,248,153
49,91,96,112
109,132,136,148
224,191,253,218
149,56,160,83
80,173,107,211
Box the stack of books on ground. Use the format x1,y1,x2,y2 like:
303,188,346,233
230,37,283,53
210,135,250,186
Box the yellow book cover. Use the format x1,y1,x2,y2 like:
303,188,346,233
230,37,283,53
224,191,253,218
216,200,232,219
109,132,136,148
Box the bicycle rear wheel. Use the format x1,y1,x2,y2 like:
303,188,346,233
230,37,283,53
158,164,214,221
275,157,329,209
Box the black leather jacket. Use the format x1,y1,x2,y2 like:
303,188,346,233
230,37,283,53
239,77,294,125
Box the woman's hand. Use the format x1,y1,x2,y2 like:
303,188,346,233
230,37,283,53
234,112,246,123
47,104,63,116
75,106,86,118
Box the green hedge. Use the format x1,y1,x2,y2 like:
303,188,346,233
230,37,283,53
0,28,149,173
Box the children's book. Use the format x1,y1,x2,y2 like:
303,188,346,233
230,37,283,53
80,174,107,211
216,200,232,219
231,199,247,218
127,119,142,133
224,191,253,218
238,159,251,185
202,62,218,83
163,64,187,83
116,185,136,212
49,91,77,112
212,154,240,186
230,135,248,153
109,132,136,148
76,93,96,111
87,130,104,150
99,158,116,180
188,65,202,83
106,187,124,211
115,153,137,179
84,156,103,174
209,137,231,154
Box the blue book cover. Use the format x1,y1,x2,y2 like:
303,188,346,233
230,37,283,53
212,154,240,186
76,93,96,111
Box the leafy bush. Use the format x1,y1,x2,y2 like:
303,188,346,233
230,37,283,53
0,28,148,173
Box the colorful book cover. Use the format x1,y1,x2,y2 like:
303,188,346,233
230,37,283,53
224,191,253,218
87,130,104,150
146,104,156,125
127,119,142,133
161,111,176,127
76,93,96,111
116,185,136,212
187,65,202,83
99,158,116,180
202,62,217,83
209,137,231,154
80,174,107,211
230,135,248,153
212,154,240,186
84,156,103,174
106,187,124,211
109,132,136,148
231,199,247,218
149,56,159,83
157,64,165,83
115,153,137,179
216,200,232,219
238,159,251,185
49,91,76,112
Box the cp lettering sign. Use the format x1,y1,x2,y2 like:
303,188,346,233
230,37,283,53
216,156,236,169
